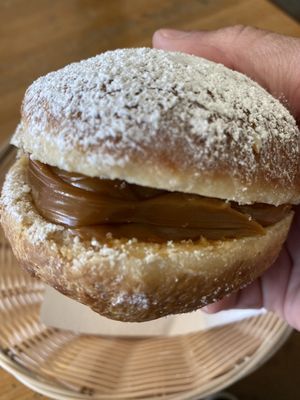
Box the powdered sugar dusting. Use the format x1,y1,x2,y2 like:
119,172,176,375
1,156,63,243
111,292,149,310
12,48,300,204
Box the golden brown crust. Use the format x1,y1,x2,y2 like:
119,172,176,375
12,48,300,205
1,158,294,322
1,208,293,322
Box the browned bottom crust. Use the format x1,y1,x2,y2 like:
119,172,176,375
0,158,294,322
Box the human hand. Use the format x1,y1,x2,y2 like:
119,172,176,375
153,26,300,330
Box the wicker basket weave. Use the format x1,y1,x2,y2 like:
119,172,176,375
0,151,292,400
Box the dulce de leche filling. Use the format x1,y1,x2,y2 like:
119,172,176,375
28,159,291,242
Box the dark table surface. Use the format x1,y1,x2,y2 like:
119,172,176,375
272,0,300,21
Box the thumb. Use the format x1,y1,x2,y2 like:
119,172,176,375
153,26,300,119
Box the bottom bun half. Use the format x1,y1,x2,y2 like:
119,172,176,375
1,157,294,322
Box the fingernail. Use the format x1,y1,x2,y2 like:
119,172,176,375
158,29,193,39
202,306,212,313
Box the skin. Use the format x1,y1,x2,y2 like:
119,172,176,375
153,26,300,330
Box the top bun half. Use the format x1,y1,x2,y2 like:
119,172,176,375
12,48,300,205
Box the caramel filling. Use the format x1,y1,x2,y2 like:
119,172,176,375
28,159,291,242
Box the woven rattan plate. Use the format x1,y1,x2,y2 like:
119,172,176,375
0,151,293,400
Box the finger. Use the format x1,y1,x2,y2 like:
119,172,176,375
153,26,300,118
153,29,235,69
215,247,291,313
286,206,300,264
203,292,239,313
234,280,263,309
279,243,300,330
261,246,292,316
204,279,264,314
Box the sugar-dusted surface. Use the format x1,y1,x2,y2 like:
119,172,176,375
0,156,293,321
12,48,300,205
